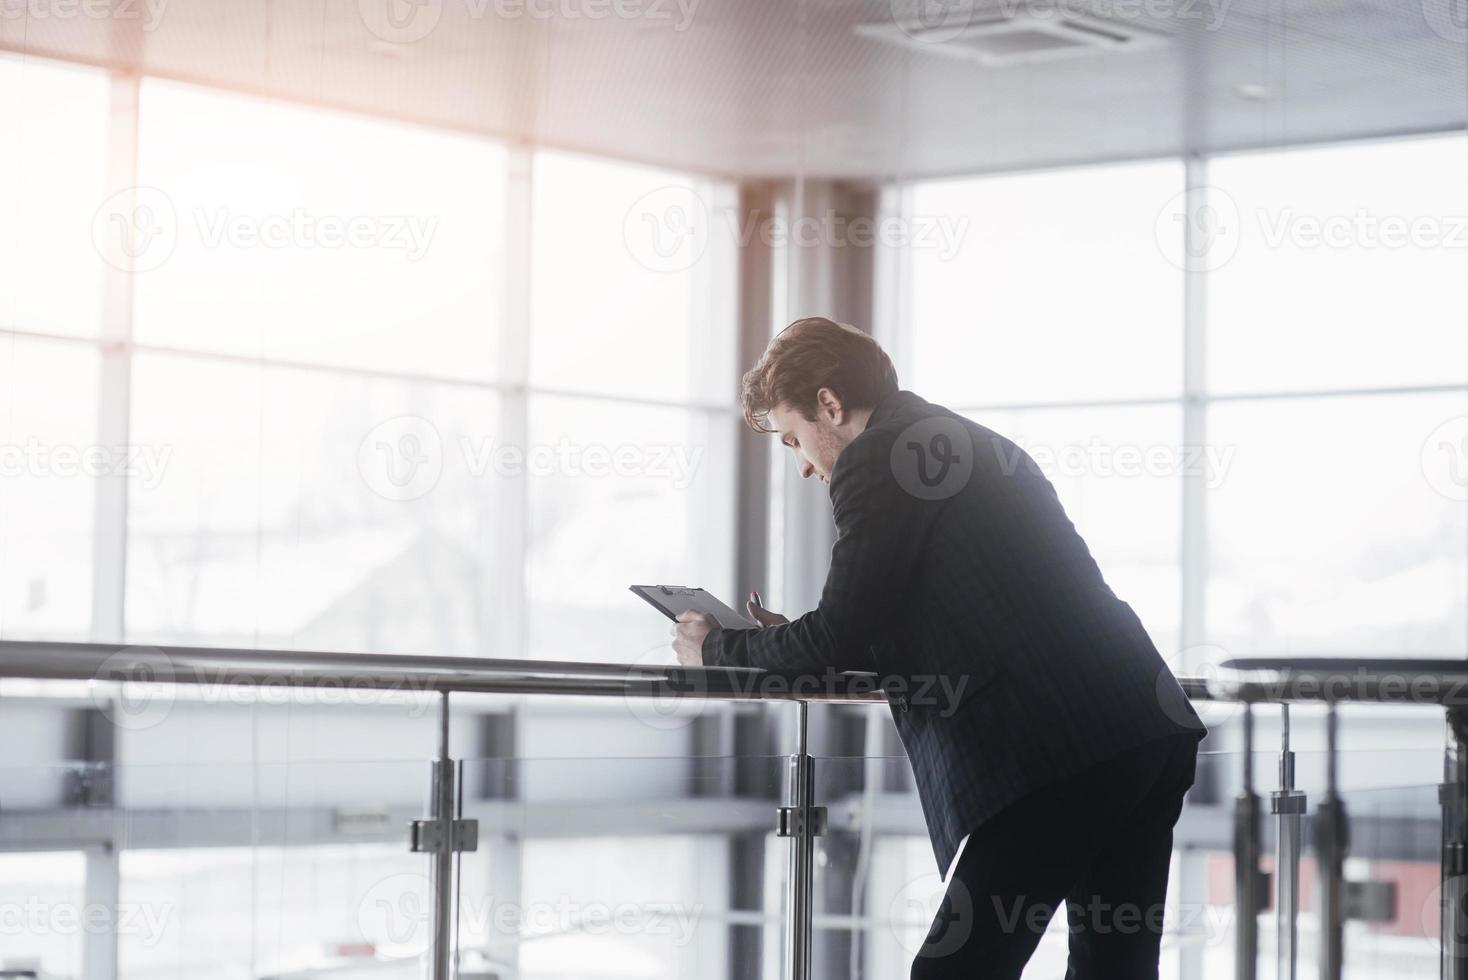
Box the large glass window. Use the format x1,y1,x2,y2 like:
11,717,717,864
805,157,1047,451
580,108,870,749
0,338,99,640
0,850,86,976
134,79,508,380
1208,393,1468,656
0,54,110,338
907,160,1185,407
901,144,1468,664
125,352,502,654
524,396,735,662
0,55,109,642
517,836,717,978
1203,134,1468,659
0,66,742,659
526,151,738,663
529,151,737,402
1207,135,1468,394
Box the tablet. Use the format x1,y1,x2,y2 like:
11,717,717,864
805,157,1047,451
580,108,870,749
630,584,757,630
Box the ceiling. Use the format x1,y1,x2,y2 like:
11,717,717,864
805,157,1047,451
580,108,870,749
1,0,1464,179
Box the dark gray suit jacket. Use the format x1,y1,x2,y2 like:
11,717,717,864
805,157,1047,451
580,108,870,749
703,389,1206,872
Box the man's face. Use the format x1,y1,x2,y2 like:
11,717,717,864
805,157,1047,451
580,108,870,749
769,398,850,483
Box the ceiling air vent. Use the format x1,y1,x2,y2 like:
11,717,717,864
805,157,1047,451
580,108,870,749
855,8,1169,67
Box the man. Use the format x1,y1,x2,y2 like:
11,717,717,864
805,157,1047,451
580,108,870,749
673,317,1206,979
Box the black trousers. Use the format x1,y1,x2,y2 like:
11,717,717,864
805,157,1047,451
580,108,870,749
910,733,1198,980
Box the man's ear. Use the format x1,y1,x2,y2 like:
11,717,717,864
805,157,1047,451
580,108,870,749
815,387,845,424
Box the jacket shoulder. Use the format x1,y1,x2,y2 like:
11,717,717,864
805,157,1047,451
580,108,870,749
830,393,968,498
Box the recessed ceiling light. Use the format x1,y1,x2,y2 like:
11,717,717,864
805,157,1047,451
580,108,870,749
855,10,1169,67
1236,82,1272,101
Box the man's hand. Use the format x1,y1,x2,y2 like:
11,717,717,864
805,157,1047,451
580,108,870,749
672,611,714,666
746,592,789,627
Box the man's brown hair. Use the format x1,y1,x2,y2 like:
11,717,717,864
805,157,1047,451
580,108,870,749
741,317,900,433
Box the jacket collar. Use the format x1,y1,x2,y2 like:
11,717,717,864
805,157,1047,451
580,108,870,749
865,388,914,431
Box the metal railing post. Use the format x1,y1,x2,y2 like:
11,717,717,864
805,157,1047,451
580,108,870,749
780,700,824,980
1317,704,1345,980
1442,708,1468,980
432,693,455,980
1234,704,1265,980
1272,704,1307,980
410,691,479,980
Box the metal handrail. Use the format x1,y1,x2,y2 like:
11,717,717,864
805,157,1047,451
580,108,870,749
14,641,1468,980
1212,657,1468,706
0,640,1237,705
0,639,894,703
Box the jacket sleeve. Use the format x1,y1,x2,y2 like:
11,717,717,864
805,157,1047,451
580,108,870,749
702,431,937,673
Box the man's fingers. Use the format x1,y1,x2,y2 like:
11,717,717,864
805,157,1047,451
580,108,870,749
746,601,786,627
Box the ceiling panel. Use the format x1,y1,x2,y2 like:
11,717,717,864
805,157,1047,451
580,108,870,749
0,0,1462,178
